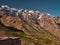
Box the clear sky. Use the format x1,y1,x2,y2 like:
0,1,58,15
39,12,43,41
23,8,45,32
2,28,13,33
0,0,60,16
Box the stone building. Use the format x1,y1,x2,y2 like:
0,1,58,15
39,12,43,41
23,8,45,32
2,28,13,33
0,37,21,45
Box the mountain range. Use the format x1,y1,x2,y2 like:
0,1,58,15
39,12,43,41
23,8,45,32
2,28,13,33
0,5,60,45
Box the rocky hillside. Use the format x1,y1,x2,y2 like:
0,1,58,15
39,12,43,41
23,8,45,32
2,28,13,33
0,5,60,45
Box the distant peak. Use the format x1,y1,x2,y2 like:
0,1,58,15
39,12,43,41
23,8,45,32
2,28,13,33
10,8,17,11
0,5,54,19
1,5,9,9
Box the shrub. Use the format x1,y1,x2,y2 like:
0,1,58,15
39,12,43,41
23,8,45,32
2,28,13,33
40,38,52,44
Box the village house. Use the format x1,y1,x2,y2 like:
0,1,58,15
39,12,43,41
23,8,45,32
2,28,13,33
0,37,21,45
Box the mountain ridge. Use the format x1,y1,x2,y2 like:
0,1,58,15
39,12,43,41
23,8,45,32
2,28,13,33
0,5,60,45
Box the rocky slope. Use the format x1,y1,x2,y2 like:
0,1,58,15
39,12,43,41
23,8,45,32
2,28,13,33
0,5,60,45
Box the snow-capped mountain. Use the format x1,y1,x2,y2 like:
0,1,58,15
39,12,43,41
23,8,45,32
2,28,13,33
0,5,60,44
0,5,51,16
0,5,60,38
0,5,54,24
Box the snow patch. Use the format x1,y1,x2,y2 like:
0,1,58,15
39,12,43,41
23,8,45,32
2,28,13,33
47,13,51,16
1,5,9,9
18,9,23,13
38,15,42,19
11,8,17,11
24,9,27,12
35,10,40,13
29,10,34,13
37,13,43,19
28,14,31,16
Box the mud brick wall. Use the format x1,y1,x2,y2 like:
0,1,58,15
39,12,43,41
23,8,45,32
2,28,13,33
0,38,21,45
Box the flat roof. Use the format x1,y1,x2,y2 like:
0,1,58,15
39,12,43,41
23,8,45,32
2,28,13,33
0,37,20,40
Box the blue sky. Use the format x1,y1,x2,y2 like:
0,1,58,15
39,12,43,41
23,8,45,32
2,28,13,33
0,0,60,16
